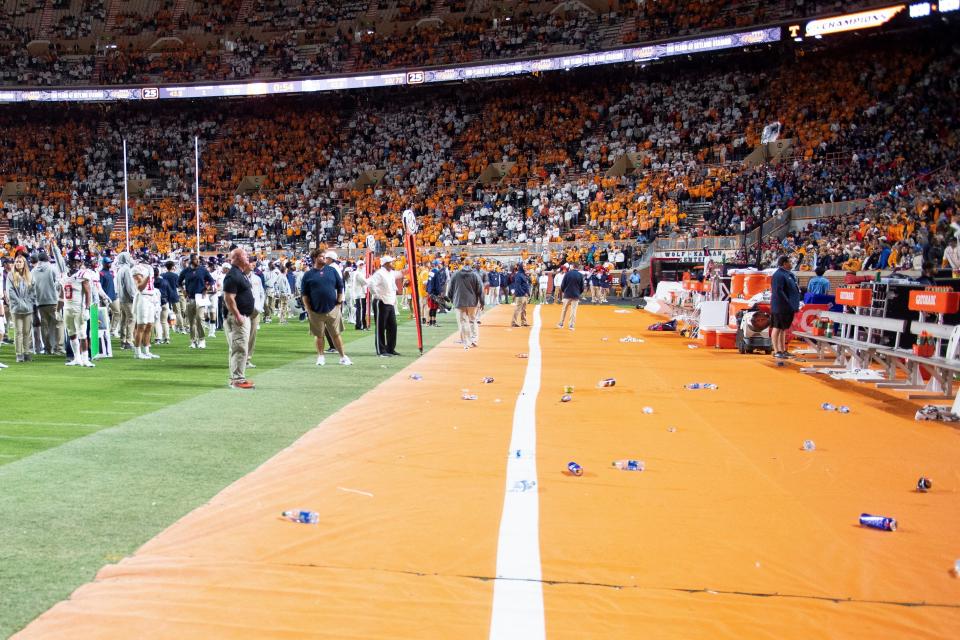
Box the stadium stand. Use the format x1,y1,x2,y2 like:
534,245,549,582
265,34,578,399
1,27,958,262
0,0,885,86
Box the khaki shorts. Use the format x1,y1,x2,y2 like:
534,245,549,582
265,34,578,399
64,307,86,337
308,307,341,339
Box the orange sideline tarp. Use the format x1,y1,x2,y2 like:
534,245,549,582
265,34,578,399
15,305,960,639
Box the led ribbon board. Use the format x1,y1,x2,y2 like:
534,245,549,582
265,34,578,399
0,27,780,103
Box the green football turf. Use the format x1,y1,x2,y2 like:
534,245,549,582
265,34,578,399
0,312,454,638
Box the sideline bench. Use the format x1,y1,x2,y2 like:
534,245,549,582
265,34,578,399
875,321,960,403
794,310,906,373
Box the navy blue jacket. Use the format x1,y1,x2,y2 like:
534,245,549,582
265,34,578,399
771,267,801,314
178,266,215,297
427,268,447,296
156,275,176,306
160,271,180,303
512,270,531,297
560,270,585,299
99,269,117,301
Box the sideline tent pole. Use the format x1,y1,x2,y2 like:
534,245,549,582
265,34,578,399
122,139,129,252
194,136,201,254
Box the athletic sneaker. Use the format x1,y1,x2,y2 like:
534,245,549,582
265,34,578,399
198,340,206,349
569,326,575,331
556,323,563,329
316,355,326,366
147,352,160,359
65,360,81,366
247,362,257,368
0,362,8,368
339,356,353,366
82,360,95,368
325,347,337,354
230,379,255,390
189,341,197,349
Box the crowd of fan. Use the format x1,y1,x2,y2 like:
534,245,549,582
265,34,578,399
0,0,885,86
1,33,958,270
743,169,960,273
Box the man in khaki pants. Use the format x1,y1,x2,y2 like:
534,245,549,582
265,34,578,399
222,248,255,389
510,263,531,327
557,262,585,331
178,254,215,349
447,258,484,350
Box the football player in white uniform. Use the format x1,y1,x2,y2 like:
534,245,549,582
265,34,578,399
62,250,94,367
131,261,160,359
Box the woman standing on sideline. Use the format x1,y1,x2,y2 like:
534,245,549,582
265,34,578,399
6,251,35,363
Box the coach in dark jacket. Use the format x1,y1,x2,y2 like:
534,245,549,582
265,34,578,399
510,264,531,327
557,263,585,330
770,255,801,359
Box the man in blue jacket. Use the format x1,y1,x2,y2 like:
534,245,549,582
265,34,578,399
99,257,118,338
160,261,181,335
425,262,447,327
178,254,215,349
511,264,531,327
557,263,585,330
770,255,801,359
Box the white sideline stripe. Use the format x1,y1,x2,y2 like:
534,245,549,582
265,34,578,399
0,420,103,429
489,304,545,640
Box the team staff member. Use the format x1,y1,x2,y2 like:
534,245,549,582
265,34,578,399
301,249,352,367
770,255,801,359
447,258,484,350
99,257,119,335
222,248,256,389
179,254,215,349
367,255,400,357
511,263,531,327
557,262,584,330
160,261,182,334
114,251,137,350
246,257,266,369
31,250,63,355
154,266,175,345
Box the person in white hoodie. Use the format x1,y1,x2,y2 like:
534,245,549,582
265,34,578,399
113,251,137,350
348,261,368,330
261,263,275,324
272,262,292,323
247,259,267,369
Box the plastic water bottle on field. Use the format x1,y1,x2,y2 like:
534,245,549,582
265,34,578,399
821,403,835,411
802,440,816,451
282,510,319,524
612,459,645,471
